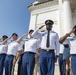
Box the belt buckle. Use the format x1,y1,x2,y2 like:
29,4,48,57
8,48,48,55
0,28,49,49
46,49,49,52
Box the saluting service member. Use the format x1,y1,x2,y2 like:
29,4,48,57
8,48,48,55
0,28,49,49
0,35,8,75
14,29,41,75
59,25,76,75
32,20,60,75
4,33,22,75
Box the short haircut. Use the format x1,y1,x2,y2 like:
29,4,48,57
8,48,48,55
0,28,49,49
2,35,8,39
12,33,18,37
29,29,34,33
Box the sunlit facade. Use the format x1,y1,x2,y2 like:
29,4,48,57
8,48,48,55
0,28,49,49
28,0,76,37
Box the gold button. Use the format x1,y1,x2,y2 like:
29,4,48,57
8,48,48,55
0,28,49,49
46,50,49,52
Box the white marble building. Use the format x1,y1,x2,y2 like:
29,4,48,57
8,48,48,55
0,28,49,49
28,1,76,75
28,0,76,37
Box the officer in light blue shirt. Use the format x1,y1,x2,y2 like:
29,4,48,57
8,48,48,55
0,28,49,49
59,25,76,75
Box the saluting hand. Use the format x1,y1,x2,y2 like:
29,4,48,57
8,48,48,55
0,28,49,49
24,33,29,36
9,36,13,39
67,28,76,36
39,25,45,29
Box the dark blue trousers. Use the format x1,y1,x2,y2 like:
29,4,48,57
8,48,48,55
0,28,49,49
22,53,35,75
0,54,6,75
58,54,66,75
39,50,55,75
4,55,14,75
71,55,76,75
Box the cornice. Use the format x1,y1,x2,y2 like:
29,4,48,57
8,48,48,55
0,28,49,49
28,0,58,12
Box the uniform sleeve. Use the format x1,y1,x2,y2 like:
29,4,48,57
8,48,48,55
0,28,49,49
55,33,60,56
36,39,41,49
17,44,22,51
32,28,42,40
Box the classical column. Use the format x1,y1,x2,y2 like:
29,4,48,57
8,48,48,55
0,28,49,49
59,0,64,36
29,14,38,30
62,0,73,34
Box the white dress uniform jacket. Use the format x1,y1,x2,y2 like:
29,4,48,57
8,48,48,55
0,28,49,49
7,41,21,56
0,42,8,54
64,36,76,54
23,38,40,53
32,28,60,56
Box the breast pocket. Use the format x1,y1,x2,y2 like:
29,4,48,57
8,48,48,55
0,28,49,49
49,36,55,45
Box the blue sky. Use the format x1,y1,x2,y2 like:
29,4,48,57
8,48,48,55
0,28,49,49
0,0,35,38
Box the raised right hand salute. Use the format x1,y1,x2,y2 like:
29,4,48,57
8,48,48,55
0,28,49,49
13,33,28,65
32,20,59,75
39,25,45,29
59,25,76,75
59,27,75,44
0,35,8,75
2,36,12,45
17,33,28,44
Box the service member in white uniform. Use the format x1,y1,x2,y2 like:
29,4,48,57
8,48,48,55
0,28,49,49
0,35,8,75
22,30,41,75
59,25,76,75
15,29,41,75
32,20,60,75
4,33,22,75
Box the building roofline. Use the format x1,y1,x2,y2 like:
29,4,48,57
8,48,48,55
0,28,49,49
28,0,58,11
28,0,54,8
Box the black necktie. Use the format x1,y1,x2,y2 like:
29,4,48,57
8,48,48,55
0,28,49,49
46,30,50,48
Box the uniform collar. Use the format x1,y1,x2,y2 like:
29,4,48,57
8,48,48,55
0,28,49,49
46,30,53,32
